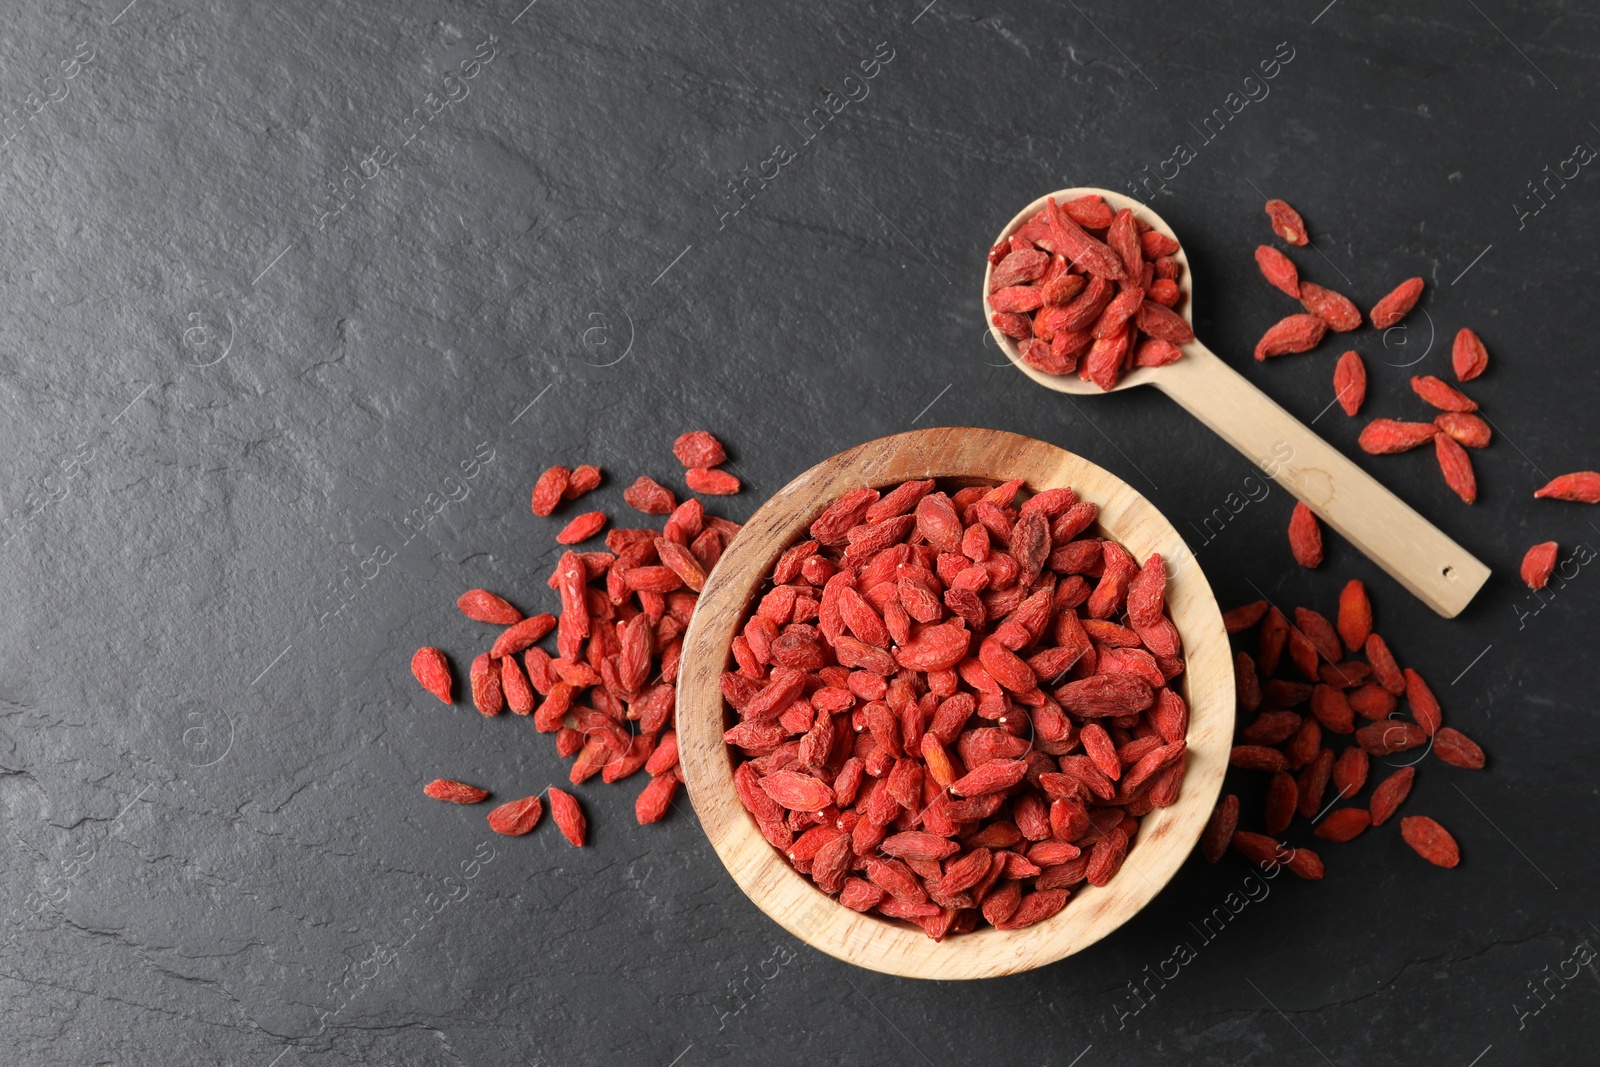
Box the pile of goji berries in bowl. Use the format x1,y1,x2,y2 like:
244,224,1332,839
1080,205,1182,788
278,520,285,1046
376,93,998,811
984,188,1195,391
674,427,1235,980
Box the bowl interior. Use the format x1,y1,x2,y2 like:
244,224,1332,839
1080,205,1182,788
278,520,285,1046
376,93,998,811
983,187,1196,395
676,427,1233,979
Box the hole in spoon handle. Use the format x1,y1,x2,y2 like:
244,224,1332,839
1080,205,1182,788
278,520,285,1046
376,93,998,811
1154,345,1491,617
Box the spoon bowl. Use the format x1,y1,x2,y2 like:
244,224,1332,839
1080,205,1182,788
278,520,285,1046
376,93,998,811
984,188,1490,618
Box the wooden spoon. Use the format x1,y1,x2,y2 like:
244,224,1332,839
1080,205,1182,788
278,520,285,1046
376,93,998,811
986,188,1490,618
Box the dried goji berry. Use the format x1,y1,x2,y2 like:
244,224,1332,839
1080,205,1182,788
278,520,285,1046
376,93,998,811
457,589,522,625
1435,434,1477,504
1412,375,1478,413
1299,281,1361,332
1264,199,1308,245
1534,472,1600,503
556,511,607,544
1368,766,1414,826
686,467,741,495
1288,502,1322,568
623,476,676,514
1334,350,1366,416
548,787,587,846
470,653,503,716
1452,328,1489,381
1358,418,1437,455
1399,815,1459,867
564,464,602,499
674,431,728,469
411,647,452,703
530,466,570,516
424,779,488,804
488,795,544,835
1254,313,1327,360
1432,727,1486,770
1434,412,1491,449
1254,245,1300,297
1520,541,1558,590
1370,277,1424,329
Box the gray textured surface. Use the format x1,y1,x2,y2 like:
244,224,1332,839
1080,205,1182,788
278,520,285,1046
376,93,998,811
2,0,1597,1064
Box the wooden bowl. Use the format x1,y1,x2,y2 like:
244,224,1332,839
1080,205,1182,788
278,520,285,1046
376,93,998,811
676,427,1234,979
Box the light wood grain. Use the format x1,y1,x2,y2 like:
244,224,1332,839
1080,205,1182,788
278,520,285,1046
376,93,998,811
676,428,1233,980
983,188,1490,618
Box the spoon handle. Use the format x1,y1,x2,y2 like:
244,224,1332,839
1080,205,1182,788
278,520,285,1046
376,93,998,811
1153,343,1490,617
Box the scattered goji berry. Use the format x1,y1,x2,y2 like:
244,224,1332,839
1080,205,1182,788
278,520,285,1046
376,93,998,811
1370,277,1424,329
548,787,587,846
411,647,453,703
488,795,544,835
1452,328,1488,381
1520,541,1558,590
1334,350,1366,416
1288,502,1323,568
1264,199,1309,245
1400,815,1459,867
686,467,741,495
424,779,489,804
1254,245,1300,297
1534,472,1600,502
674,431,727,469
1358,418,1437,454
530,466,570,516
1254,314,1327,360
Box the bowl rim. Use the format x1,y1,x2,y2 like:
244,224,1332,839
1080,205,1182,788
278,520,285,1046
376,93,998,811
676,426,1234,979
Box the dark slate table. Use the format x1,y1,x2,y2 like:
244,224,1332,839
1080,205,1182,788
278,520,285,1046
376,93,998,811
3,1,1596,1063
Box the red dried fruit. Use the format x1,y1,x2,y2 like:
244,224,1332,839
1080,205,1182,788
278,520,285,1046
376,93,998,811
1332,746,1368,796
635,772,680,824
1288,502,1323,568
1356,719,1427,754
674,431,727,469
556,511,607,544
1334,350,1366,416
1223,600,1269,633
424,779,488,804
1432,727,1485,770
1254,313,1327,360
488,795,544,836
1201,794,1239,864
1412,375,1478,413
1359,418,1437,455
1452,328,1488,381
1254,245,1300,297
1299,281,1361,332
1434,434,1477,504
990,286,1046,314
1370,277,1424,329
685,467,740,495
1314,808,1370,842
1534,472,1600,503
1368,766,1414,826
1520,541,1559,590
1434,412,1491,449
470,652,503,716
990,248,1050,290
1230,745,1290,772
490,613,557,659
1365,633,1405,695
1337,580,1372,652
531,466,570,516
1400,815,1459,868
623,476,677,515
759,770,836,811
1043,196,1125,279
457,589,522,625
1403,668,1442,735
548,787,586,846
1264,199,1308,245
564,464,602,499
1264,772,1297,834
411,647,452,703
